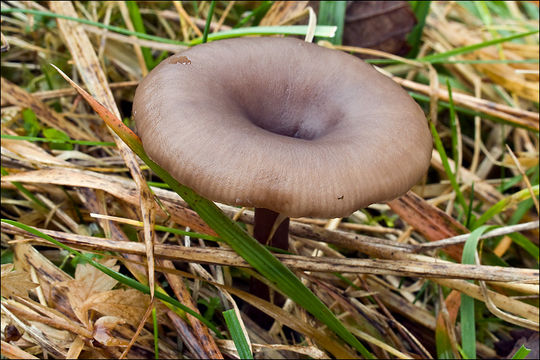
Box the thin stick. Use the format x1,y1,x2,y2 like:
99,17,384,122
417,221,539,251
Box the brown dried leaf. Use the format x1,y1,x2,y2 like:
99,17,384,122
388,191,468,261
81,289,150,328
343,1,416,57
56,258,119,326
1,264,38,299
13,243,73,318
74,258,119,293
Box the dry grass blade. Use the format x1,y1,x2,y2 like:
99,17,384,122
48,1,157,299
0,167,216,235
0,339,39,359
1,78,95,140
159,259,224,359
477,254,539,330
392,76,540,131
218,284,355,358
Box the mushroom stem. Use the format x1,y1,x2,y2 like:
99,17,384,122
253,208,290,251
248,208,289,328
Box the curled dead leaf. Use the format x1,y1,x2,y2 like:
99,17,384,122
92,316,130,347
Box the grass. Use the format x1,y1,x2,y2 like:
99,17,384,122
1,1,539,359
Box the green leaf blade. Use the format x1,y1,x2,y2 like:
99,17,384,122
317,1,347,45
223,309,253,360
460,225,496,359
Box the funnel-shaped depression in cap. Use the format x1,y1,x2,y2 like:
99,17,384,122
133,37,432,218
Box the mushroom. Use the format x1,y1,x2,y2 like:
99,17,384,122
133,36,431,259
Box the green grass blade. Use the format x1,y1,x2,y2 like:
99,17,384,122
512,345,532,359
447,81,459,179
43,128,73,150
110,217,220,242
367,58,539,65
189,25,337,45
317,1,347,45
509,197,536,226
473,2,504,58
407,1,431,57
435,325,455,359
233,1,273,28
0,218,223,337
498,165,538,192
223,309,253,360
125,1,154,68
465,182,475,228
507,233,540,262
430,121,469,218
461,225,496,359
419,29,539,63
0,7,188,46
202,0,216,44
472,185,539,228
153,224,219,241
152,306,159,359
147,181,170,189
1,167,49,210
522,2,540,20
1,134,116,147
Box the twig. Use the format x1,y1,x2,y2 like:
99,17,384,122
417,221,539,251
3,223,538,283
392,76,539,131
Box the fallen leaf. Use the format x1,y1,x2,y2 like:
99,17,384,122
1,263,39,299
55,258,119,327
81,289,151,328
343,1,416,57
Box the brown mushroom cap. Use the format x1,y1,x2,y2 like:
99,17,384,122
133,37,432,218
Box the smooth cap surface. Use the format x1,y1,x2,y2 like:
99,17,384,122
133,37,432,218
